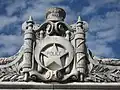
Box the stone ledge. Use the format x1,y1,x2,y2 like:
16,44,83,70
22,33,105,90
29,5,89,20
0,82,120,90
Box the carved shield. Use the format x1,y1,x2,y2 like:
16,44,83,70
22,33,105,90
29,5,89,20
35,36,74,71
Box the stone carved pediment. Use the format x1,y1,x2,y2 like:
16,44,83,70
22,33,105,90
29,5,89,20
0,7,120,83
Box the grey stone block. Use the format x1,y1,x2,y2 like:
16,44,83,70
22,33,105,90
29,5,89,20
0,82,120,90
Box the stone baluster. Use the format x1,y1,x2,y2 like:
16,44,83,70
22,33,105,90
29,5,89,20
22,16,35,81
74,16,88,82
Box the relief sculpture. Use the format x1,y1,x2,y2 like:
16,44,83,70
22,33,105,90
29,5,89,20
0,7,120,83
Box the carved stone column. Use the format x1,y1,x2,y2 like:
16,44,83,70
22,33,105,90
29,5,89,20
74,16,88,81
22,16,35,81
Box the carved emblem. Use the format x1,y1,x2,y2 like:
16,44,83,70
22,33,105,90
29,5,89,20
0,7,120,83
35,36,74,71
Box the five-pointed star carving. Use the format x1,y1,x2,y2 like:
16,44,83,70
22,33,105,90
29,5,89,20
41,43,68,68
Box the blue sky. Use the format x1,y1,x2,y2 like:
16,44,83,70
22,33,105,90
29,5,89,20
0,0,119,58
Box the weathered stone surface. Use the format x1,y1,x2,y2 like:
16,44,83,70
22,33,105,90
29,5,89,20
0,7,120,84
0,82,120,90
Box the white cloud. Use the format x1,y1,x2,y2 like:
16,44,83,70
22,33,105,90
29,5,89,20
5,0,26,16
22,4,47,21
81,0,119,15
81,5,95,16
87,11,120,58
87,41,115,57
0,16,18,30
89,11,120,32
5,0,64,18
39,0,64,3
0,34,23,57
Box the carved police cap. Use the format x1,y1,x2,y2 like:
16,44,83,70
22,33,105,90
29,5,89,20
46,7,66,21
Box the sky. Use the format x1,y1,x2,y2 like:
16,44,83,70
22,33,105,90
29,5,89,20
0,0,119,58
